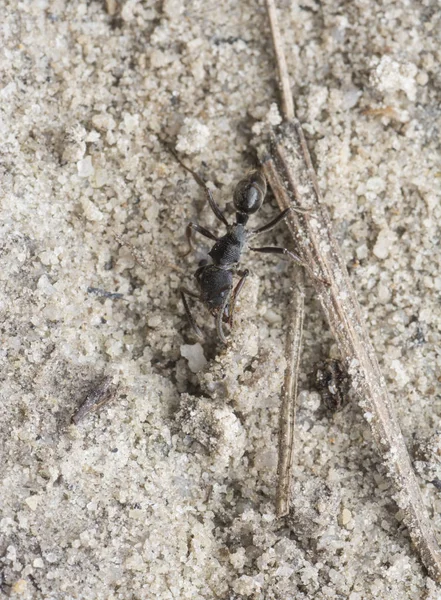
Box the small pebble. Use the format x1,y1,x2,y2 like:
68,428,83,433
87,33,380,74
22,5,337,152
33,558,45,569
264,307,281,324
77,156,94,178
340,507,352,527
180,343,207,373
12,580,27,593
148,315,162,328
176,117,210,155
25,495,41,511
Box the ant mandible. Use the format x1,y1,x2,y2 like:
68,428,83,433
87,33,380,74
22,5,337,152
170,148,319,343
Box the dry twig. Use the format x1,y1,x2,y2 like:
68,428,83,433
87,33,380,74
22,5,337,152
72,376,118,424
264,0,441,581
265,0,305,517
276,269,305,517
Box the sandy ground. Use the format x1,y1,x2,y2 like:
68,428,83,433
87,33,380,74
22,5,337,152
1,0,441,598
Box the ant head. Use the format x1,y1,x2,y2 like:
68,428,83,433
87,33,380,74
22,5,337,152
233,170,267,216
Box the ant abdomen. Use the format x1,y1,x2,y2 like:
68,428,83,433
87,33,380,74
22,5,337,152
195,265,233,309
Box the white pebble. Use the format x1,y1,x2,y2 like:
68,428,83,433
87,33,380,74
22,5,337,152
176,117,210,155
37,274,55,296
373,228,396,260
266,103,282,126
163,0,184,18
299,390,321,412
356,244,368,260
77,156,94,178
33,558,44,569
264,307,281,324
389,359,410,388
25,495,41,511
342,87,361,110
366,176,385,193
45,552,58,563
148,315,162,328
377,283,391,303
340,507,352,527
92,113,116,131
123,112,139,133
373,56,417,101
180,343,207,373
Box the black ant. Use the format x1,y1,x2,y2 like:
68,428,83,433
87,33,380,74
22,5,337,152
170,149,322,343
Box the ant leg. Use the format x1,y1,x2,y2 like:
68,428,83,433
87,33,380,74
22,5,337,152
248,208,291,238
167,146,229,227
228,269,250,328
182,222,219,257
215,286,233,344
180,287,204,340
248,204,311,238
250,246,329,285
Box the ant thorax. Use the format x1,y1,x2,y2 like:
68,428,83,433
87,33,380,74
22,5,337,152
208,224,247,267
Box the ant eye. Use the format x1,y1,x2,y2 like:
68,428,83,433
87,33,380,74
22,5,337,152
233,170,267,214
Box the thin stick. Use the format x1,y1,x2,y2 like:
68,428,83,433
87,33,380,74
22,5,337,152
276,269,305,517
266,0,302,519
72,376,118,424
263,0,441,582
265,0,295,121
